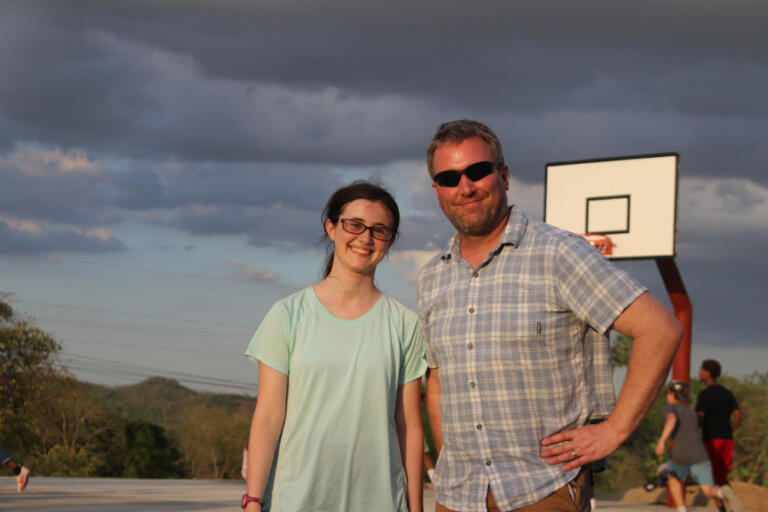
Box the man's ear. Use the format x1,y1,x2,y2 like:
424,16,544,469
501,164,510,191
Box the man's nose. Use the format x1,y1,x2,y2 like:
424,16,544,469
457,174,476,195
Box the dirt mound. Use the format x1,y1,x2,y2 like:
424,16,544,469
600,480,768,511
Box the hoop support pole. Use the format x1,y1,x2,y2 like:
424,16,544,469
655,258,692,385
656,257,692,508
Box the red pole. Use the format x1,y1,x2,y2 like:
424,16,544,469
655,258,692,385
656,257,692,508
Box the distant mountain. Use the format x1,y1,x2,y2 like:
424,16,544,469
86,377,255,428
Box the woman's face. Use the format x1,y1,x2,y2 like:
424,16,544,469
325,199,394,277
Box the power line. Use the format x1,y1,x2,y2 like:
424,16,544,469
13,298,256,329
17,254,302,292
59,351,258,393
61,337,244,355
35,316,249,339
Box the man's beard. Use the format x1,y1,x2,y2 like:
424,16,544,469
442,202,507,238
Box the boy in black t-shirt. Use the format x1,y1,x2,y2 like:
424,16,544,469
696,359,741,487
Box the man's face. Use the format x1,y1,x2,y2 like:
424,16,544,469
431,137,509,237
699,366,709,381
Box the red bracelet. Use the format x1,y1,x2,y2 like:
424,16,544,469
241,493,265,509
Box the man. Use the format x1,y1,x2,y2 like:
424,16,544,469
696,360,740,489
418,120,683,511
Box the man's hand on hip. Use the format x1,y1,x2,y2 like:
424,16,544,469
539,422,623,472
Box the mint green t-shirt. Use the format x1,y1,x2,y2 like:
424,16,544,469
245,287,427,512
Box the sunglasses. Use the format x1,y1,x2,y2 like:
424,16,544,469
432,161,496,187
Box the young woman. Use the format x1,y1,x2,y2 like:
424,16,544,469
243,181,427,511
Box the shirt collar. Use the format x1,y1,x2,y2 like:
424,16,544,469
440,205,528,262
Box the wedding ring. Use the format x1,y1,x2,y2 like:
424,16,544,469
570,449,578,458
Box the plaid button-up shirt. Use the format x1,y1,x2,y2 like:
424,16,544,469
418,206,646,511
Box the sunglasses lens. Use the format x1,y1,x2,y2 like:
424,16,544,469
434,171,461,187
434,162,494,187
464,161,494,181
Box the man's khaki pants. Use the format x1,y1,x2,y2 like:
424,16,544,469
435,467,592,512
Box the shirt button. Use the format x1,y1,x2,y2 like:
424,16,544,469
467,342,474,350
472,272,479,278
469,381,476,388
468,307,475,313
476,423,483,430
485,459,492,466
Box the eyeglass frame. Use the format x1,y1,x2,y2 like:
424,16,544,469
432,160,497,188
338,218,394,241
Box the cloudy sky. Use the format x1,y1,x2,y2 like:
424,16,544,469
1,0,765,393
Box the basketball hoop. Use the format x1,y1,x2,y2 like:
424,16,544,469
583,233,613,256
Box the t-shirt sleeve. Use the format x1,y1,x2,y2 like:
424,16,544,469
555,233,647,334
728,390,739,412
399,312,428,386
694,392,705,413
244,301,292,375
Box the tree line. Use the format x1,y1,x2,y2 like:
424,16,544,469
1,295,252,479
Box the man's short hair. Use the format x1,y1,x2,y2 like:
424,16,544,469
701,359,722,379
426,119,505,176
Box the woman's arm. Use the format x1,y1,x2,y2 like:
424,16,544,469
245,362,288,511
654,412,677,456
425,368,442,455
396,378,424,512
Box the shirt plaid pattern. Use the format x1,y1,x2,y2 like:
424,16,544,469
418,206,646,511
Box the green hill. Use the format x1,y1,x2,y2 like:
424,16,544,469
87,377,255,427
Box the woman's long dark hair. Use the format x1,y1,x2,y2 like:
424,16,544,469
321,181,400,278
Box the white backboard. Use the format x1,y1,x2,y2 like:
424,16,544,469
544,153,678,260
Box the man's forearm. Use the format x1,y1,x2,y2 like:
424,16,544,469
608,330,680,440
608,293,682,441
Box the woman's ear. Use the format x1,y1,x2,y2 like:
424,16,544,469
325,218,336,241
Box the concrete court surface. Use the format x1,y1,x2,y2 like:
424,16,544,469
0,476,707,512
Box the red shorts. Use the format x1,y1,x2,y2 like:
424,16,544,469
704,438,734,484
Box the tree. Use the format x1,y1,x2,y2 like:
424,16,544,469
0,294,61,448
174,405,249,478
610,334,634,368
123,421,182,478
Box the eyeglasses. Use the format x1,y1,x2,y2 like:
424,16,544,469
339,219,394,241
432,161,496,187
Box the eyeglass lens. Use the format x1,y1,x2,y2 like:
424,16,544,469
433,161,495,187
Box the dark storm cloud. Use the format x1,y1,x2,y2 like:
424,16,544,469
0,0,764,350
2,0,766,182
0,147,120,225
0,218,125,255
0,145,345,247
160,162,342,212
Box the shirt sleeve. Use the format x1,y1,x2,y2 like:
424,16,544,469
244,301,292,375
694,392,705,413
555,233,647,334
729,390,740,412
400,311,428,386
